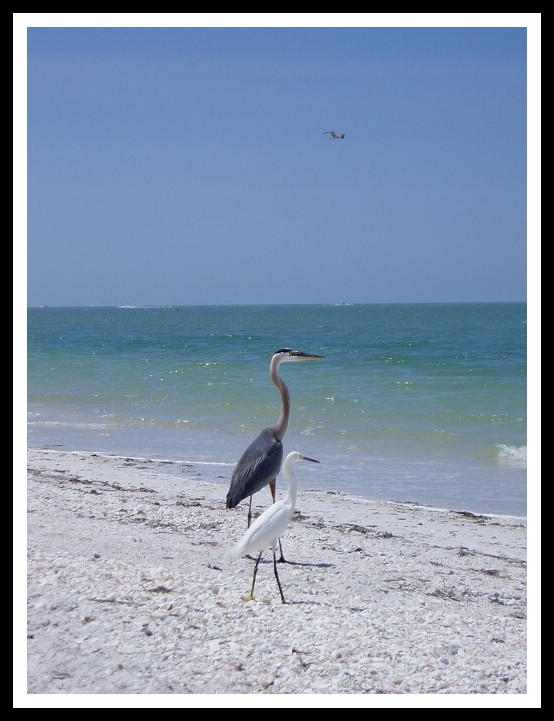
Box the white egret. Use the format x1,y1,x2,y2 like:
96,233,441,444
227,451,319,603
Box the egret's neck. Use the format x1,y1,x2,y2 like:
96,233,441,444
283,462,298,509
270,356,290,441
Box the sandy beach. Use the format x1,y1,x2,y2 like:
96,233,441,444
26,447,527,696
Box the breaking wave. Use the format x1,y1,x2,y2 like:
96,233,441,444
497,444,527,467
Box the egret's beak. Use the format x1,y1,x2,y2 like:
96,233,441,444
300,455,320,463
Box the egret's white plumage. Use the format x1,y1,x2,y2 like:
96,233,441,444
227,451,319,602
228,493,291,563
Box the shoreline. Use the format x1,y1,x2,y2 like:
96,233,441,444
27,446,527,523
26,447,527,695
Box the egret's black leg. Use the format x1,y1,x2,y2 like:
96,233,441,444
245,551,263,601
269,478,287,563
272,548,286,604
277,538,286,563
245,496,258,560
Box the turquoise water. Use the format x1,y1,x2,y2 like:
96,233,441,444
27,303,526,516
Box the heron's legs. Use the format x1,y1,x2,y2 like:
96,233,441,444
272,547,286,604
244,551,263,601
269,478,286,563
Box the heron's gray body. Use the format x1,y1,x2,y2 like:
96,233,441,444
225,349,324,526
226,428,283,509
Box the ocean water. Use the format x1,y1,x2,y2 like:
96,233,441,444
27,303,527,517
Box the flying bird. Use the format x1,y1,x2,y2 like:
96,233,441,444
225,348,324,560
227,451,319,603
323,130,345,140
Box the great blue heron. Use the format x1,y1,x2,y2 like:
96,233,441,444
225,348,324,560
322,130,345,140
227,451,319,603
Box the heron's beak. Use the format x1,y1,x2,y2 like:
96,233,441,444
301,455,320,463
293,351,326,360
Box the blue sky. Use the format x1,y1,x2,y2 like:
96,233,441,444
27,26,527,306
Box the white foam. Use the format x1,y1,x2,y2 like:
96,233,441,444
29,447,234,467
27,421,113,429
497,444,527,467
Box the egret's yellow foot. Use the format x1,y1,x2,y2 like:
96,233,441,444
242,593,255,602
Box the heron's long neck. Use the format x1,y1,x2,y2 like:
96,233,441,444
270,357,290,441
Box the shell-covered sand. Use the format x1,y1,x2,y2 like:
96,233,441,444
26,448,527,696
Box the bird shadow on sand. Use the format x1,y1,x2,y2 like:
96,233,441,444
287,599,365,613
281,560,334,569
248,557,334,569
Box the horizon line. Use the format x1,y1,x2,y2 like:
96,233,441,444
28,300,527,309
